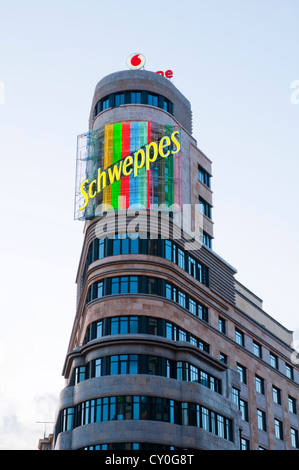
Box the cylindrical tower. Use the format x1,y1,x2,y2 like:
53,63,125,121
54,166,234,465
53,67,240,450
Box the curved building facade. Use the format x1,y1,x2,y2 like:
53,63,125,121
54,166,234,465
52,67,299,451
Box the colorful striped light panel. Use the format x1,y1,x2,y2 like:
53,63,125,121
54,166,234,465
75,121,182,220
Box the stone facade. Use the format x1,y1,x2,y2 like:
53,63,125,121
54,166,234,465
52,69,299,451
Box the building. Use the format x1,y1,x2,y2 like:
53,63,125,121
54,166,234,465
51,61,299,451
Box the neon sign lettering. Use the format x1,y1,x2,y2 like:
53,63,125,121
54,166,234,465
79,130,180,211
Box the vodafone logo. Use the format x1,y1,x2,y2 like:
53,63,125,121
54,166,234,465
126,53,146,70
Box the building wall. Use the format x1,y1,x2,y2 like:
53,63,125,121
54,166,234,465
52,69,299,451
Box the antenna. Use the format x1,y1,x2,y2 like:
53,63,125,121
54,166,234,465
36,421,54,438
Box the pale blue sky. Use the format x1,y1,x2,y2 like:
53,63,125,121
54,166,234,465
0,0,298,449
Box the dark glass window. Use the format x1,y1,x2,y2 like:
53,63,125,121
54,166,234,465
120,276,129,294
235,329,244,346
83,236,209,290
274,418,283,440
240,437,250,450
219,352,227,364
291,428,299,448
111,277,120,295
270,352,278,369
236,363,247,384
148,93,158,107
198,196,212,219
253,341,262,358
255,375,265,394
98,238,105,259
131,91,141,104
272,386,281,405
198,165,211,188
115,93,125,107
288,396,297,414
102,98,110,111
93,91,173,118
202,232,212,249
57,396,232,442
218,317,226,334
238,398,249,422
285,363,294,380
257,409,267,431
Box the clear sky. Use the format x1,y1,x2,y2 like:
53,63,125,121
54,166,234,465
0,0,298,450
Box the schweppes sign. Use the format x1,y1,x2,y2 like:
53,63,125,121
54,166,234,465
74,122,182,220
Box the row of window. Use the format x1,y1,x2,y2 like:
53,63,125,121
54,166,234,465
80,443,184,450
218,318,296,382
255,375,297,414
83,315,210,354
56,395,233,442
233,376,297,411
232,384,299,448
198,196,212,220
198,165,211,189
83,234,210,288
86,276,209,325
93,90,173,119
71,353,222,393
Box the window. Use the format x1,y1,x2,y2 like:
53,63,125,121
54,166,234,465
98,238,105,259
189,365,198,382
201,407,209,431
237,364,247,384
74,366,86,384
255,375,265,395
232,388,240,407
219,352,227,364
189,298,196,315
240,400,248,422
97,281,103,298
114,93,125,107
94,358,102,378
85,237,209,290
131,91,141,104
63,407,74,432
218,317,226,334
272,386,281,405
288,396,297,414
202,232,212,249
274,418,283,440
198,165,211,188
188,255,196,277
198,196,212,219
257,409,266,431
240,437,250,450
177,248,185,269
111,277,119,295
197,303,209,322
253,341,262,358
291,428,299,449
165,240,172,261
148,93,158,107
93,91,173,118
102,97,110,110
217,415,225,438
178,291,186,308
270,352,278,369
58,396,232,439
285,363,294,380
235,329,244,346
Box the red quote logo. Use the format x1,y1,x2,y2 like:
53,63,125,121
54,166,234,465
126,53,146,70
